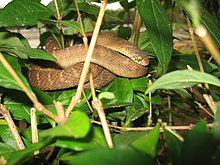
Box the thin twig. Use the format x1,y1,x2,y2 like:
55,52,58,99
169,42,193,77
82,90,94,113
31,108,39,155
194,101,214,118
186,17,204,72
148,80,152,126
54,101,66,124
0,104,25,149
132,9,141,46
54,0,65,48
66,0,108,117
91,119,213,132
74,0,88,50
186,19,217,114
0,52,60,123
196,25,220,66
92,98,113,148
162,122,184,142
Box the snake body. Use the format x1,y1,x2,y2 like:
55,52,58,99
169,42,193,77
27,32,149,90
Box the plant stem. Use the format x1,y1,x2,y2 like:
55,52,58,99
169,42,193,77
92,98,113,148
132,9,141,46
54,0,65,48
196,25,220,66
66,0,108,117
31,108,39,155
0,104,25,149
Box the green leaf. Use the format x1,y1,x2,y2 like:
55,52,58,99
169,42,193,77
0,125,18,150
68,3,122,23
174,0,220,48
56,126,107,150
68,145,154,165
0,43,56,61
131,123,160,158
98,92,115,100
39,19,82,33
0,0,52,27
164,129,183,165
0,54,33,92
0,31,29,48
212,102,220,139
125,95,149,126
113,131,148,145
137,0,172,74
40,111,91,138
130,77,150,93
0,142,15,155
6,140,52,165
181,121,217,165
19,46,56,61
146,70,220,94
101,77,133,105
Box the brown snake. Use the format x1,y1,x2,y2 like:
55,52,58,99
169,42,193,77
27,32,149,90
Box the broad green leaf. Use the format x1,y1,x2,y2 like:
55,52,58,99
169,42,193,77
0,0,52,27
101,77,133,105
130,77,150,93
19,46,56,61
56,126,107,150
174,0,220,48
212,102,220,139
113,131,147,145
6,140,52,165
0,42,56,61
0,31,29,48
40,111,91,138
0,125,18,150
125,95,149,126
164,129,183,165
0,54,33,92
68,145,154,165
132,123,160,158
181,121,217,165
68,3,122,22
39,19,82,33
146,70,220,94
0,142,15,155
170,54,212,72
137,0,172,74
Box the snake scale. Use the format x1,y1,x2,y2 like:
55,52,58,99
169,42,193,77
27,32,149,90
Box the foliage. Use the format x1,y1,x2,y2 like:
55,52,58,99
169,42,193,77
0,0,220,164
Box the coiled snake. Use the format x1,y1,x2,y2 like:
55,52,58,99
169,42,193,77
27,32,149,90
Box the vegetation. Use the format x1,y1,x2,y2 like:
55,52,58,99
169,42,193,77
0,0,220,164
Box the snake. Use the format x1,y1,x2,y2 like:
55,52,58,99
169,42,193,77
27,32,149,90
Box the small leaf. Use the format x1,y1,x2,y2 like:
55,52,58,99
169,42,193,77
40,111,91,138
131,123,160,158
146,70,220,94
0,0,52,27
98,92,115,100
